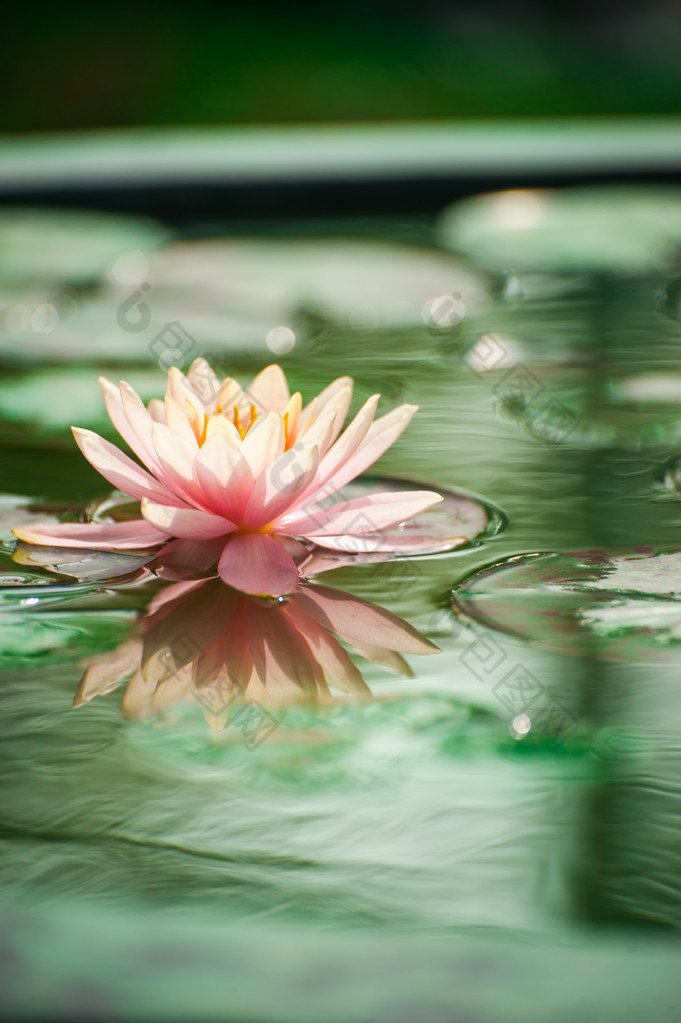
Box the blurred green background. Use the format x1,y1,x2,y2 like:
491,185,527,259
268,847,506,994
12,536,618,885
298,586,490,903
2,0,681,132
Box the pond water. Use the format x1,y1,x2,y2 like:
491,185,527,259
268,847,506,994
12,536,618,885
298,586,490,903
2,191,681,1020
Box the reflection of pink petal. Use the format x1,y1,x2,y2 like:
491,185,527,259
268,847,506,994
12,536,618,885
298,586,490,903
75,576,441,727
291,584,440,654
151,665,194,716
153,536,227,579
74,638,144,707
218,533,299,596
244,601,327,701
351,642,412,677
141,581,238,683
146,578,206,615
121,666,153,719
282,604,370,695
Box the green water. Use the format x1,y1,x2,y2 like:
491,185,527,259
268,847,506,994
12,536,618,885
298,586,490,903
2,196,681,1019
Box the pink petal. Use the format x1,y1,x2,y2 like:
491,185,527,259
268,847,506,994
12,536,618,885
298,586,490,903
204,415,241,445
305,530,466,555
300,376,353,429
98,377,163,477
242,442,320,531
187,357,221,412
241,411,285,476
282,490,443,537
307,394,379,496
270,534,310,562
151,422,196,485
315,403,418,496
151,422,214,511
245,364,290,412
296,408,343,458
218,376,248,415
13,518,168,550
194,433,254,521
147,398,166,423
72,428,185,508
164,393,200,447
217,533,300,596
167,366,211,416
119,381,167,473
141,500,235,539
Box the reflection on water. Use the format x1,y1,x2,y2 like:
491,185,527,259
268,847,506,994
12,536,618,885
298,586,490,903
3,188,681,1019
74,578,439,731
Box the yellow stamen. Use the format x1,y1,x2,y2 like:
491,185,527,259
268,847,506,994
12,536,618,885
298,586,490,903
233,404,246,440
198,413,210,446
185,399,201,441
282,392,302,449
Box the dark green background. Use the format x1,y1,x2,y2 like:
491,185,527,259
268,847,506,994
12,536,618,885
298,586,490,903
2,1,681,132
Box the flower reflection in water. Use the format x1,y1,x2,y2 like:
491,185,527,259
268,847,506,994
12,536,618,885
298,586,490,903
74,578,440,735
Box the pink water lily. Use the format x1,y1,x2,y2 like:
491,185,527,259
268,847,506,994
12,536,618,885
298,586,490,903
13,359,442,596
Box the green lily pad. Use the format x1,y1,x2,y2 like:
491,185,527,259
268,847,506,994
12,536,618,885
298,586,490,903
438,187,681,273
453,547,681,660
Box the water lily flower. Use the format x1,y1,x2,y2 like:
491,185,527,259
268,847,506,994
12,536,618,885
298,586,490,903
74,578,441,732
13,360,443,597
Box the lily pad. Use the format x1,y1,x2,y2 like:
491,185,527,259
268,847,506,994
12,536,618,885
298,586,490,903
0,208,168,287
438,186,681,274
301,477,500,568
148,238,491,329
6,480,502,588
0,287,278,368
453,548,681,660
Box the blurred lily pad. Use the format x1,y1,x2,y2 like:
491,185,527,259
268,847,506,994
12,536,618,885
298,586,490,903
0,208,168,286
438,187,681,273
0,368,165,429
0,286,279,368
453,548,681,660
148,238,490,328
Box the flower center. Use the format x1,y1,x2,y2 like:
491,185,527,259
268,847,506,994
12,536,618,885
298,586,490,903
186,400,260,446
